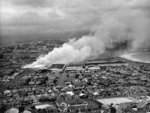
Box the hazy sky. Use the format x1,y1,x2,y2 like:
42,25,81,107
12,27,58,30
0,0,150,40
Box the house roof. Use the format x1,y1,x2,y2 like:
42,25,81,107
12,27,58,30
56,98,84,105
136,92,147,97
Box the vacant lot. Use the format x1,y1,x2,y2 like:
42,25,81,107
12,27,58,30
97,97,135,105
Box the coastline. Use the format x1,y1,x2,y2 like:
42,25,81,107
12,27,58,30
120,52,150,64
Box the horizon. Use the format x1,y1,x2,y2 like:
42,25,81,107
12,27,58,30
1,0,150,49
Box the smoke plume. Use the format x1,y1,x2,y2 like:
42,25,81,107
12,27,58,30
23,0,150,68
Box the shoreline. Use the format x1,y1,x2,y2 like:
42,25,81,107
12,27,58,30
120,52,150,64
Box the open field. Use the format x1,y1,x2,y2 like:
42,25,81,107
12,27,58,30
97,97,135,105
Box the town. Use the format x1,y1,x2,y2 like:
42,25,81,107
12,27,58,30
0,40,150,113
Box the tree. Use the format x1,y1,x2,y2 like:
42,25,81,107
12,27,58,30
19,106,25,113
110,107,116,113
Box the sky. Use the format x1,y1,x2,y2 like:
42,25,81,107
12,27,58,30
0,0,150,46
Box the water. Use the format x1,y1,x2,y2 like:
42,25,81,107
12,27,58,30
121,52,150,63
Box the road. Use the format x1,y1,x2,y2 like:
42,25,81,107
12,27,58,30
57,73,67,86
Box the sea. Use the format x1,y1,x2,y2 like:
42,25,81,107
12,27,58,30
121,52,150,64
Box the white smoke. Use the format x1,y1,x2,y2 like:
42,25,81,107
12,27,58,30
23,0,150,68
23,36,105,68
94,9,150,51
